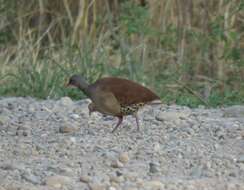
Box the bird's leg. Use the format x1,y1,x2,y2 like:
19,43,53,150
134,113,140,131
111,116,123,133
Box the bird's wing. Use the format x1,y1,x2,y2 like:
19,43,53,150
91,89,121,116
96,78,160,106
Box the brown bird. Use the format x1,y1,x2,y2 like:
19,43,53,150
67,75,160,133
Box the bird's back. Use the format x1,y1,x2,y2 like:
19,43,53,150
89,77,160,106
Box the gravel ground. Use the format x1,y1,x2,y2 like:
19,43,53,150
0,97,244,190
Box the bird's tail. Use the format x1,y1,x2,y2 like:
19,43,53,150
148,99,163,105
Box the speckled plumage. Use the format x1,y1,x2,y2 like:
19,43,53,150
120,103,145,115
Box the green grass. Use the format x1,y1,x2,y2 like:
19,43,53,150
0,40,243,108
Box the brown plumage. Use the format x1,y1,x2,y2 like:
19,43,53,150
67,75,160,132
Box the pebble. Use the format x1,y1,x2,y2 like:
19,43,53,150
116,171,123,177
21,172,40,185
58,97,73,107
28,104,36,112
239,163,244,171
70,113,80,120
45,175,72,188
155,111,189,122
59,166,74,176
80,175,92,183
108,187,117,190
118,152,129,164
16,129,30,136
110,183,119,189
0,162,25,171
0,163,15,170
136,178,144,188
69,137,77,144
109,175,124,183
237,155,244,163
190,166,202,177
126,188,138,190
124,172,138,181
111,160,124,168
149,162,160,173
88,183,106,190
59,125,79,133
153,143,161,152
144,180,164,189
0,115,9,125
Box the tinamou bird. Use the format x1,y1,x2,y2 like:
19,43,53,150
67,75,160,133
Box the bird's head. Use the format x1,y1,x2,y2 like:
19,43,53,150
66,75,88,90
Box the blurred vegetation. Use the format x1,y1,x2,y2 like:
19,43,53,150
0,0,244,107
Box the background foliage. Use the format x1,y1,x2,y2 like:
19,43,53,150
0,0,244,107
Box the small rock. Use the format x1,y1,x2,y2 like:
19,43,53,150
21,172,40,185
3,184,44,190
126,188,138,190
7,102,15,110
108,187,117,190
116,171,123,177
190,166,202,177
156,112,189,122
153,143,161,152
59,166,74,176
118,152,129,164
70,113,80,120
45,175,72,188
149,162,160,173
111,160,124,168
110,183,119,189
214,128,225,139
28,104,36,112
68,137,76,144
124,172,138,181
16,124,25,131
198,105,205,109
136,178,144,188
80,175,91,183
59,125,79,133
0,163,14,170
16,129,30,136
0,115,9,125
109,175,124,183
144,180,164,189
59,97,73,107
239,163,244,170
22,130,29,136
227,183,239,190
1,162,26,172
237,155,244,163
88,183,106,190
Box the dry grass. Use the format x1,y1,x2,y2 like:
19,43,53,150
0,0,243,106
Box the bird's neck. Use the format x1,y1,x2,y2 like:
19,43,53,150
78,84,91,97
